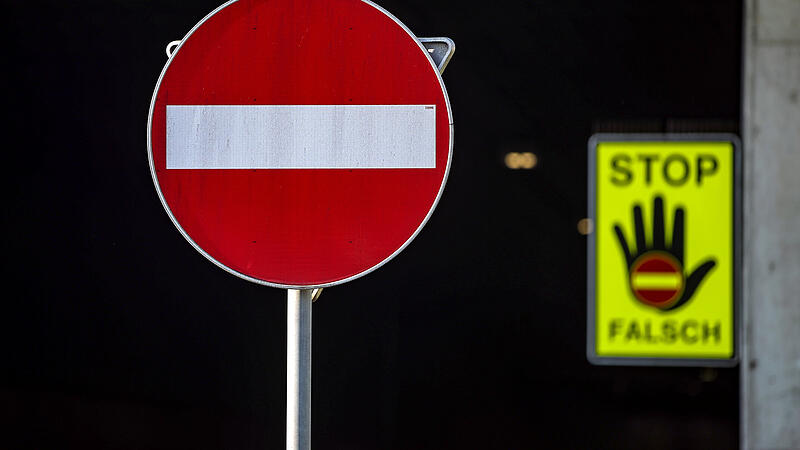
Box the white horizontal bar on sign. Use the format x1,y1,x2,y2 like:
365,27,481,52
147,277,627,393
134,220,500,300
166,105,437,169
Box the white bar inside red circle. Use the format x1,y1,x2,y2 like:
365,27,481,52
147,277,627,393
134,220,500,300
166,105,437,169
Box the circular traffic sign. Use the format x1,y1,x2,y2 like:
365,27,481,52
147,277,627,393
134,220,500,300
629,252,685,309
148,0,452,288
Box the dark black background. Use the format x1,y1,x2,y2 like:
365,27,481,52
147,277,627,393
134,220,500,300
2,0,741,448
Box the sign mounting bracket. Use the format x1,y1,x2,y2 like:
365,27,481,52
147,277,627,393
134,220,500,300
419,37,455,74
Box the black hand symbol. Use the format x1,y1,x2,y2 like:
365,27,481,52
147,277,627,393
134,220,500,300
613,196,716,311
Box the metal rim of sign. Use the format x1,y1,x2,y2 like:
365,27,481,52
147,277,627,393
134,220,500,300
146,0,454,289
586,133,741,367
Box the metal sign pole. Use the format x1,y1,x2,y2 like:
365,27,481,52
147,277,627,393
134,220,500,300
286,289,312,450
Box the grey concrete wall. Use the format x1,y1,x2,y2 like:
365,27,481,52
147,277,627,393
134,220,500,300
742,0,800,448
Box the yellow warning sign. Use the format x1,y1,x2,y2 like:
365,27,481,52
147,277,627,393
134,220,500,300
588,134,739,366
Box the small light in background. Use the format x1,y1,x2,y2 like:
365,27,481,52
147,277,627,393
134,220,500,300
504,152,537,169
699,367,718,382
577,218,593,235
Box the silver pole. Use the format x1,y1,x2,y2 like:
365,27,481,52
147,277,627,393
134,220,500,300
286,289,312,450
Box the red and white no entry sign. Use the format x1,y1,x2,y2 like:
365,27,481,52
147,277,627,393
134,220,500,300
148,0,453,288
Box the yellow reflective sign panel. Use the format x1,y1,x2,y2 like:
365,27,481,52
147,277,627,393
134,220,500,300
588,134,739,366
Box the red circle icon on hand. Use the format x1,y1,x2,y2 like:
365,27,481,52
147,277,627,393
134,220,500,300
629,252,685,309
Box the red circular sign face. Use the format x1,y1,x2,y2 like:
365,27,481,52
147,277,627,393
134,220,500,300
629,252,685,309
148,0,452,288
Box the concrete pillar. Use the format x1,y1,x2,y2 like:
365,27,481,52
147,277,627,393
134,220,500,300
742,0,800,448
